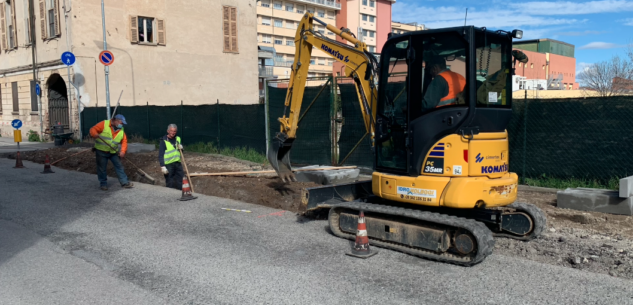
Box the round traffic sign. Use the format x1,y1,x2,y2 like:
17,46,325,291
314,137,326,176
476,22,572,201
11,119,22,129
99,50,115,66
62,51,76,66
35,83,41,96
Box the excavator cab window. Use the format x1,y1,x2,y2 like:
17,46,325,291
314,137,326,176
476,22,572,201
474,31,512,108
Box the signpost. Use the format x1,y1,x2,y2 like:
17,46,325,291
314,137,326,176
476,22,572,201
12,119,22,149
62,51,76,139
101,0,112,120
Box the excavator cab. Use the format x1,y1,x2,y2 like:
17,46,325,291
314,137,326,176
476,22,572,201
376,27,522,177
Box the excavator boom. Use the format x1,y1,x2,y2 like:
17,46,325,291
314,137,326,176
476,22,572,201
268,13,378,182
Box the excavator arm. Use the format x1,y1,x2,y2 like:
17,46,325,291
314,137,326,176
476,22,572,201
269,13,379,182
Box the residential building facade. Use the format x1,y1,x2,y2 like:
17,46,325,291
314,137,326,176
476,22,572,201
391,21,424,35
0,0,259,140
256,0,340,80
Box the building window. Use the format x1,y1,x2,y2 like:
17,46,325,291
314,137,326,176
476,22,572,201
369,16,375,22
23,0,32,45
369,46,375,52
286,21,294,29
223,6,238,52
328,59,333,66
262,34,271,43
273,1,282,10
261,16,271,26
274,19,282,27
369,31,374,38
274,36,283,45
327,11,335,19
296,5,305,14
40,0,60,39
261,0,270,7
318,58,325,65
2,0,18,50
362,14,367,21
310,59,315,64
130,15,166,45
327,31,333,36
286,39,294,46
286,4,293,12
307,7,314,14
362,0,368,5
531,63,533,68
317,9,325,17
369,0,375,7
12,82,18,113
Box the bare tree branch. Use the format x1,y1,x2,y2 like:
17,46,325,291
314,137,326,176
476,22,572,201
578,51,633,97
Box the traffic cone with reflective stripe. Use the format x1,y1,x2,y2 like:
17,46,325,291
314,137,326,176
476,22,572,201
178,176,197,201
346,211,377,258
41,154,54,174
13,151,25,168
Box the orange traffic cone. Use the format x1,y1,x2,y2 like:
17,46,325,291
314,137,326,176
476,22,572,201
346,211,377,258
13,151,25,168
178,176,197,201
41,154,55,174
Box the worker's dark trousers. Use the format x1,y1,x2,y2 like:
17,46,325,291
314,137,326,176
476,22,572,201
96,150,129,187
165,162,184,190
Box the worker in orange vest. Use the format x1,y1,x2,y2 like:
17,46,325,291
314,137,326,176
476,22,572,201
422,55,466,109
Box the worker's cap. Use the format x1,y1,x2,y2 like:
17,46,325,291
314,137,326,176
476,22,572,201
114,114,127,125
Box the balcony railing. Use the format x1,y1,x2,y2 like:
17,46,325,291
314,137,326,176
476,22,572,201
295,0,341,10
259,66,274,77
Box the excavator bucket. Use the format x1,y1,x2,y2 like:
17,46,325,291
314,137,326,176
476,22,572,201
268,134,297,183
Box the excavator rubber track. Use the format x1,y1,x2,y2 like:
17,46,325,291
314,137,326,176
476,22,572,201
328,201,495,266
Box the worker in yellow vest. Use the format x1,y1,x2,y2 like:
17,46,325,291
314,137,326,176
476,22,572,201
159,124,185,190
89,114,134,191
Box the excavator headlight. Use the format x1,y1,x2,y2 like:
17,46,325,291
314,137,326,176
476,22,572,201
512,30,523,39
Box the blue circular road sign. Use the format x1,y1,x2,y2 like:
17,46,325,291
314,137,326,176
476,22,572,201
35,83,41,96
11,119,22,129
62,51,76,66
99,50,115,66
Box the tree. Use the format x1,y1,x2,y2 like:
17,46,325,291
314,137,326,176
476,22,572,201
577,52,633,97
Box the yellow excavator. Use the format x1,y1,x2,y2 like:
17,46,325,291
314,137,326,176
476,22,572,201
269,13,545,266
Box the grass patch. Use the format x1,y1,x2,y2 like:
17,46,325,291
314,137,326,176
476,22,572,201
187,142,268,165
523,175,619,190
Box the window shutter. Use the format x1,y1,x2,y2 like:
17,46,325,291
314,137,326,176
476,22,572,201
129,15,138,43
0,3,6,50
230,7,238,52
157,19,165,45
222,6,230,52
54,0,61,36
11,1,18,47
39,0,46,40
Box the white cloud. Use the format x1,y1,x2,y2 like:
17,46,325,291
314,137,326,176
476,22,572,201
624,18,633,25
557,30,605,36
578,42,625,49
509,0,633,15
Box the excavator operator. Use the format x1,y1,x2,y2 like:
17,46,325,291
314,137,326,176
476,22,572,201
421,55,466,109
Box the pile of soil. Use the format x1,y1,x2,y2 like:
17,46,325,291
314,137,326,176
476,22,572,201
8,146,318,211
6,146,633,279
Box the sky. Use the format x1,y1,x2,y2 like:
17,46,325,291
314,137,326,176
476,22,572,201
391,0,633,75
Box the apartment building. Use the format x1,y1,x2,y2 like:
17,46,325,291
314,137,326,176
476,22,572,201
513,39,579,91
391,21,424,35
0,0,258,140
256,0,340,79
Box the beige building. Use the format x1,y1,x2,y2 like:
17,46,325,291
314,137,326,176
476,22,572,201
391,21,424,35
256,0,340,79
0,0,259,140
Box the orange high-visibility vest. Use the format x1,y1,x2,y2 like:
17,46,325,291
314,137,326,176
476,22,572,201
437,70,466,107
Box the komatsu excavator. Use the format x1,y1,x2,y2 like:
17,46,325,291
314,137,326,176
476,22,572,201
269,13,545,266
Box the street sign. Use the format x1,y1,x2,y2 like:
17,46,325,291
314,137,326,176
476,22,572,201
99,50,115,66
61,51,76,66
11,119,22,129
35,83,41,96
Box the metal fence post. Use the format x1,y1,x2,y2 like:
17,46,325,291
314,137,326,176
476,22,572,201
522,99,529,184
330,75,336,165
147,101,150,140
180,100,184,139
217,99,220,148
264,78,270,157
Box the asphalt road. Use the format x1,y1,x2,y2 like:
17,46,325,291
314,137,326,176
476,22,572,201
1,158,632,305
